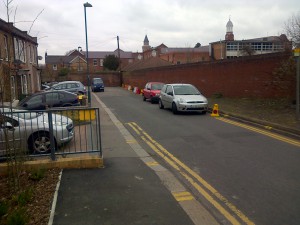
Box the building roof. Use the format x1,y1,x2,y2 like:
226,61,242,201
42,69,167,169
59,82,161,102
210,35,289,44
160,46,209,54
82,49,133,59
45,55,76,64
0,18,38,44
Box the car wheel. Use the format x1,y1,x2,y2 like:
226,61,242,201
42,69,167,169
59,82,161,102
143,95,146,101
63,103,72,107
159,99,164,109
201,110,207,115
29,132,53,154
172,102,178,114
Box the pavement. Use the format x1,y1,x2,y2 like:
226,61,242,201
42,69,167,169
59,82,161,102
49,93,220,225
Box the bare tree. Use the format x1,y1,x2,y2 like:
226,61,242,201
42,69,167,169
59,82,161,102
284,12,300,48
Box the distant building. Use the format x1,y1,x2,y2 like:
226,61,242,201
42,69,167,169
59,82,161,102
0,18,40,103
137,35,209,65
44,49,134,82
210,18,292,60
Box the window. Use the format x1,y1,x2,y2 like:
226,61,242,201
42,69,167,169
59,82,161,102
251,42,261,51
262,43,272,51
46,93,59,101
226,42,238,51
93,59,98,66
28,95,43,104
21,75,28,95
100,59,103,67
13,37,26,62
3,35,8,61
53,64,57,70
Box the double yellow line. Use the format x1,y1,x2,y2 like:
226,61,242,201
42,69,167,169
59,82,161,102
217,117,300,147
126,122,255,225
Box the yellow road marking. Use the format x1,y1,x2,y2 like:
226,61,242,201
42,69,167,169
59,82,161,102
216,117,300,147
173,191,195,202
146,161,159,166
127,122,254,225
126,140,136,144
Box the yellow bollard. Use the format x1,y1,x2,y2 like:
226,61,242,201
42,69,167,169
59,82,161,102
211,104,220,117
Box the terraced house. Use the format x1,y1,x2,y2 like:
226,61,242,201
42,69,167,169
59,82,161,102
0,18,40,105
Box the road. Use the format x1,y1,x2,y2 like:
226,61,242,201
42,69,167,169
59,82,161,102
94,87,300,225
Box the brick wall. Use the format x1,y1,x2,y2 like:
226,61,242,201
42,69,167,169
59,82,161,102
123,53,295,99
66,72,121,87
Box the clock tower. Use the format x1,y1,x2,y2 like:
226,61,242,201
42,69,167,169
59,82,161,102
225,18,234,41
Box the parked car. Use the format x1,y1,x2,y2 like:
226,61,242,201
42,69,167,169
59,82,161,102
18,90,80,110
143,82,165,103
0,108,74,155
159,84,208,114
49,81,86,95
91,78,105,92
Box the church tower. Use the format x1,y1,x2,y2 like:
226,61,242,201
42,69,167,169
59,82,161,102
225,18,234,41
142,35,151,52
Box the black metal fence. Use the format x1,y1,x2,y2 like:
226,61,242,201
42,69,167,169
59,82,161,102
0,107,102,161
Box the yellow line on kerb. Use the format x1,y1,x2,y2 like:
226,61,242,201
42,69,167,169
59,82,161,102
127,122,255,225
216,117,300,147
172,191,194,202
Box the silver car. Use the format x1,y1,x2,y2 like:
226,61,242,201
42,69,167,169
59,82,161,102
159,84,208,114
49,81,86,95
0,108,74,155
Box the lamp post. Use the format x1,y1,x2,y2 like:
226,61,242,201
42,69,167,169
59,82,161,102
84,2,92,106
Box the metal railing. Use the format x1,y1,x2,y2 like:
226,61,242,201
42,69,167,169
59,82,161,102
0,107,102,161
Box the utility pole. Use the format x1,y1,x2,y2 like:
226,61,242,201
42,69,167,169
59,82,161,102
117,36,121,71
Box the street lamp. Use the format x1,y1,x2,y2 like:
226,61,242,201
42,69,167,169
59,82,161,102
84,2,92,106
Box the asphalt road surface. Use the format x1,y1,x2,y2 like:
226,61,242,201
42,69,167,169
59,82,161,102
94,87,300,225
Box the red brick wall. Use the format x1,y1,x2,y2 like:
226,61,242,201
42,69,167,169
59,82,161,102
123,53,295,99
67,72,121,87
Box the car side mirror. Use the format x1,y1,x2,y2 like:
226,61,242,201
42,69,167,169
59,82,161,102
4,122,14,131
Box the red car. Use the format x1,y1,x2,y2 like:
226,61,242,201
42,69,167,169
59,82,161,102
143,82,165,103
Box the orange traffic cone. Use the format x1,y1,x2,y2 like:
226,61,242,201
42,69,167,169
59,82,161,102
211,104,220,117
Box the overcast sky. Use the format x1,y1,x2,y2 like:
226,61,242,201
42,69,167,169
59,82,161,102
0,0,299,63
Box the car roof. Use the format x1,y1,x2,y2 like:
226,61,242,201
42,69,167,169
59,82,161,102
32,90,77,95
165,83,192,86
55,81,82,84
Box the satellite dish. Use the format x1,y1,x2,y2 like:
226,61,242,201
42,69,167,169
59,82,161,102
38,56,43,60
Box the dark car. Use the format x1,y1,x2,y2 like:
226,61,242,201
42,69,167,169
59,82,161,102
143,82,165,103
91,78,105,92
18,90,80,110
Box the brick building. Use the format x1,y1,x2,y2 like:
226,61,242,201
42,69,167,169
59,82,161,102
0,18,40,103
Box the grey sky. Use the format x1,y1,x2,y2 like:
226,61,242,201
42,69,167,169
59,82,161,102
0,0,299,63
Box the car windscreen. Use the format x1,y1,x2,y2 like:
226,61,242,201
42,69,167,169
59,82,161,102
173,85,200,95
93,79,103,84
152,83,164,90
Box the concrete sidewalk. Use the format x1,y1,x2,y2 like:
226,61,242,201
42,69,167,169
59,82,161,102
51,94,219,225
